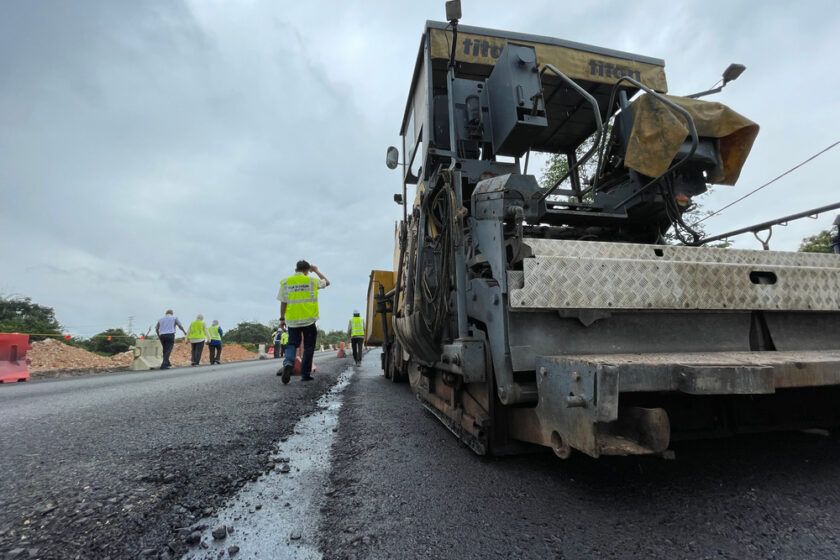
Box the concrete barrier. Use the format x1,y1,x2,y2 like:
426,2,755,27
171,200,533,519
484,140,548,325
257,344,268,360
130,338,163,371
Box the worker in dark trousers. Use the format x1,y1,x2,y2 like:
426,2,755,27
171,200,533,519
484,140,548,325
347,310,365,366
155,309,187,369
280,331,288,357
272,328,282,359
276,260,330,383
208,320,224,364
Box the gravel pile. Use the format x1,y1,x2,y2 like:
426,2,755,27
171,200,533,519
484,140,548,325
27,339,132,372
166,342,256,366
26,339,257,375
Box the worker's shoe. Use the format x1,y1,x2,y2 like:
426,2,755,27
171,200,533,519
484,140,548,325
300,375,314,382
281,364,293,384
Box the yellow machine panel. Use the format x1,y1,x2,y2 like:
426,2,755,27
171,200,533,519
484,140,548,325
365,270,396,347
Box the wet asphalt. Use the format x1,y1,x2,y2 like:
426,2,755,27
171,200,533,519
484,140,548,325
0,352,348,560
3,350,840,560
321,354,840,560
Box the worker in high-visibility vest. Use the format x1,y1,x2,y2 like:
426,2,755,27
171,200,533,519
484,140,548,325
347,310,366,366
280,331,289,357
186,314,210,366
272,329,289,359
276,260,330,384
208,320,224,365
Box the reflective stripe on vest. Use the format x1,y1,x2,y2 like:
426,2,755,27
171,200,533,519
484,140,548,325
351,316,364,337
280,332,289,344
208,325,221,341
283,274,319,326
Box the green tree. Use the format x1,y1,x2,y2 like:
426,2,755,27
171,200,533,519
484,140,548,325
799,230,834,253
224,321,273,344
319,329,350,347
0,296,62,341
89,328,132,355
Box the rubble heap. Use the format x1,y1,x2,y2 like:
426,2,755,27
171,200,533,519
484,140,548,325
26,338,257,375
28,339,132,372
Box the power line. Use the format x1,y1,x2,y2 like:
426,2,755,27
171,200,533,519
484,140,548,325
693,140,840,226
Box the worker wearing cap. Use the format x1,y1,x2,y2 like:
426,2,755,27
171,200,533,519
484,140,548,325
276,260,330,384
347,310,365,366
208,320,224,365
271,328,289,359
155,309,187,370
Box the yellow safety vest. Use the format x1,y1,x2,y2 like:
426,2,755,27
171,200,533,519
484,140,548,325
280,332,289,344
208,325,221,341
188,320,206,339
282,274,319,327
351,316,365,337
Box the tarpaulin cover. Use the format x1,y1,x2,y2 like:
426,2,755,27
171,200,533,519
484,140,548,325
625,94,759,185
429,28,668,92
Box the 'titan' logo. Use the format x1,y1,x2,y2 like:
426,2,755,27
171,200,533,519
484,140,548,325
588,59,641,81
459,38,643,84
462,38,504,59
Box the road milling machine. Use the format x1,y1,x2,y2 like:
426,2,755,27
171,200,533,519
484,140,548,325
366,11,840,458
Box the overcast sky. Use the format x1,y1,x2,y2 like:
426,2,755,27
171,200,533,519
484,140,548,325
1,0,839,337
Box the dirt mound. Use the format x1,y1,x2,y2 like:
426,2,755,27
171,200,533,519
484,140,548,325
28,338,132,372
167,341,257,366
26,339,257,375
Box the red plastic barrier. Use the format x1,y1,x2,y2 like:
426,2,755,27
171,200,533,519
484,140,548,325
336,341,346,358
0,334,32,383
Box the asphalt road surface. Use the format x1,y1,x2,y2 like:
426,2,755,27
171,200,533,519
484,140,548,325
0,353,346,560
320,356,840,560
2,351,840,560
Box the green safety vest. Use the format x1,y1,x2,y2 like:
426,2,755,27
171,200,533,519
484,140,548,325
280,332,289,344
188,320,206,339
282,274,319,327
351,316,365,337
208,325,221,341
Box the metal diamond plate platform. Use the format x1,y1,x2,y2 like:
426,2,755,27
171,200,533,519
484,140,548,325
509,239,840,311
523,238,840,267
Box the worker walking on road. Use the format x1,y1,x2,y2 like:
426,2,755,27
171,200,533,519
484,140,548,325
280,330,288,357
155,309,187,370
347,310,365,366
187,314,209,366
208,320,224,364
271,328,289,358
276,260,330,384
271,328,281,359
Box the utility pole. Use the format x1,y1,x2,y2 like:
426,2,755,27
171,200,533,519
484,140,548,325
128,316,135,335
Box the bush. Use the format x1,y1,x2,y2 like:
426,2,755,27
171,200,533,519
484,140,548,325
224,321,273,345
89,328,133,355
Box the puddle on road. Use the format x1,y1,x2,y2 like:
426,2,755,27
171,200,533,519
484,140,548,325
182,364,357,560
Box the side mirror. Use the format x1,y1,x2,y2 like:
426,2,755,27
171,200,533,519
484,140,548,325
385,146,400,170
